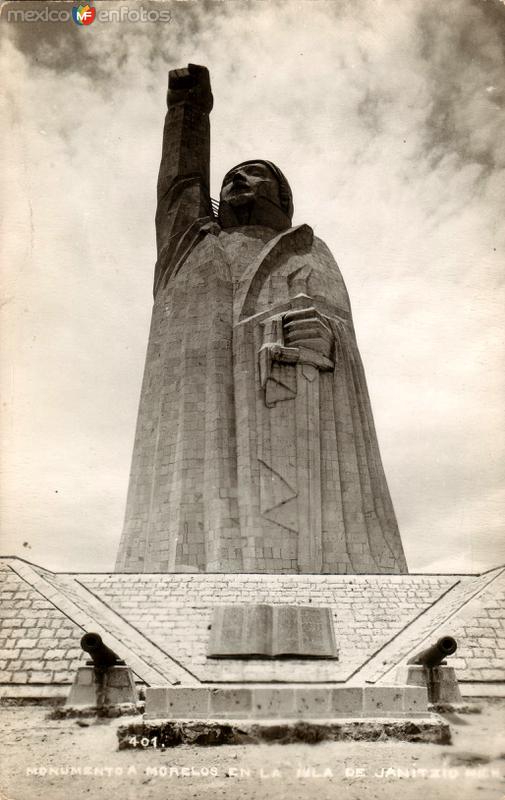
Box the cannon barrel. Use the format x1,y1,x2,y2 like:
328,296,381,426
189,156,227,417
407,636,457,668
80,632,123,669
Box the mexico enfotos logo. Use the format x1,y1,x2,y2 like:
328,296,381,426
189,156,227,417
4,2,173,24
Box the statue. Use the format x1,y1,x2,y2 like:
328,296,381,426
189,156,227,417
115,65,408,575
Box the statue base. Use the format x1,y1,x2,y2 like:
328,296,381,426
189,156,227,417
66,665,138,708
395,665,463,704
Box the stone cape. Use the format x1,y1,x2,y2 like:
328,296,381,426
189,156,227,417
115,214,408,575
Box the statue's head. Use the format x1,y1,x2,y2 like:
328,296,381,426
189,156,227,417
218,160,293,230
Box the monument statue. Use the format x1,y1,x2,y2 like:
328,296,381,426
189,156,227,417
115,64,408,575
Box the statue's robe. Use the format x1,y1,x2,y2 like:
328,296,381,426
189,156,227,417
115,97,407,574
116,217,407,573
232,224,407,574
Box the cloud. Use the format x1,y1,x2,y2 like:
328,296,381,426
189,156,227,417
1,0,504,571
418,0,505,170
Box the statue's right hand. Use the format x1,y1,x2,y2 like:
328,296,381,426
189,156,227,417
283,308,334,361
167,64,213,113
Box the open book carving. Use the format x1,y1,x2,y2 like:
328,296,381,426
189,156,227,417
207,604,338,658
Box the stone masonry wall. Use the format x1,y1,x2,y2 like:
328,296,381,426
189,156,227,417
0,562,83,685
358,567,504,684
80,573,458,682
1,559,503,691
449,568,505,682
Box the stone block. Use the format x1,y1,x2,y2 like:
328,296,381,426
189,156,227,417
294,688,331,717
53,671,73,682
209,688,252,718
146,687,210,719
144,687,169,718
429,666,463,704
0,649,19,660
363,686,404,716
14,639,36,649
395,665,425,688
45,649,66,660
27,671,53,682
20,649,44,660
66,667,96,706
330,686,363,716
10,674,28,684
252,688,296,718
77,668,94,686
403,686,428,713
106,685,136,705
107,667,133,688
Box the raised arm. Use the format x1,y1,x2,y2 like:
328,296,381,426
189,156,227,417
155,64,213,285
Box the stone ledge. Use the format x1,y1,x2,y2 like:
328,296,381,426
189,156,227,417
118,716,451,748
0,685,69,700
459,682,505,698
144,684,428,720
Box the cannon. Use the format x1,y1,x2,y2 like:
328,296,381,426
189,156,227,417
80,632,124,669
65,632,136,709
407,636,457,668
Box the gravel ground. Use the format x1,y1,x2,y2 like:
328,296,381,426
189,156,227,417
1,700,504,800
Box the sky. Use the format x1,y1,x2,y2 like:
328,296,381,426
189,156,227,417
1,0,504,573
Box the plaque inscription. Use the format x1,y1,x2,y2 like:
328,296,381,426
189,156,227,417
207,605,338,658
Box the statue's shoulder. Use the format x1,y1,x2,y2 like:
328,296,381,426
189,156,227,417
310,231,338,257
246,225,345,282
299,230,344,276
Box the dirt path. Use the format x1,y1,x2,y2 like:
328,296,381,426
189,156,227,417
1,701,504,800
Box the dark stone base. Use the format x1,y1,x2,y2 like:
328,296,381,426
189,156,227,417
117,716,451,748
50,702,143,719
429,702,482,715
0,696,64,707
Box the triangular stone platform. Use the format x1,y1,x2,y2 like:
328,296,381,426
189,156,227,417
1,557,504,700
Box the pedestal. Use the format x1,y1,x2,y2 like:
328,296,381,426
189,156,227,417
395,665,463,704
66,665,138,707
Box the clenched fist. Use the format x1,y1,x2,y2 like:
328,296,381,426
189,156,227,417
283,307,333,360
167,64,213,113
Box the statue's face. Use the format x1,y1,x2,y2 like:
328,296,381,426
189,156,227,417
220,162,281,209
